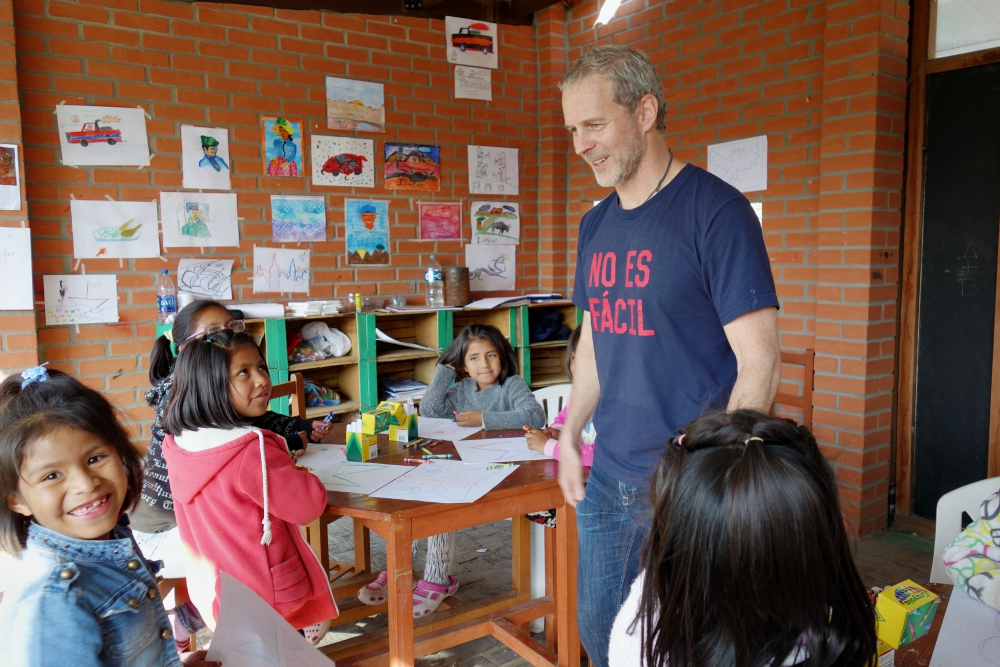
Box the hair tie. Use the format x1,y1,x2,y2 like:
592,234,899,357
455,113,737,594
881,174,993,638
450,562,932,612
744,436,763,445
676,434,686,447
163,329,174,343
20,363,50,389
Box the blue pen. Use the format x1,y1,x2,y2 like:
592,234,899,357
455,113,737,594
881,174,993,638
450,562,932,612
323,412,335,424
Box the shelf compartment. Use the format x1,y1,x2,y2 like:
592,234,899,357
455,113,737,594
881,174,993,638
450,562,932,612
519,302,581,348
453,307,519,347
289,355,360,372
305,400,361,420
527,346,568,390
375,349,439,363
530,374,571,389
299,364,362,423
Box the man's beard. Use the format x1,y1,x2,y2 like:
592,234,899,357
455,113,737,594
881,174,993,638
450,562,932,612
594,121,645,188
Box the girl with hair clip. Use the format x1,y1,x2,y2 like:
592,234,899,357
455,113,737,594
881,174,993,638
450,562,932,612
0,366,217,667
609,410,876,667
357,324,546,617
161,330,337,645
132,299,330,628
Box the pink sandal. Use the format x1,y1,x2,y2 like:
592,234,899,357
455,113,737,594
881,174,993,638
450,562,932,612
412,576,459,618
357,570,389,605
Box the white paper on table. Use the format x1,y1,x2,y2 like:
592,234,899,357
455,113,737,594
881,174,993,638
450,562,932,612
0,144,21,211
466,244,516,292
181,125,232,190
455,65,492,100
253,247,310,294
306,460,412,494
370,459,518,503
295,444,346,468
417,416,482,441
468,145,518,196
207,572,333,667
56,105,150,167
454,437,551,463
160,192,240,249
375,327,440,353
177,258,234,300
929,587,1000,666
707,135,768,193
463,296,529,310
44,274,118,325
0,227,33,310
70,200,161,259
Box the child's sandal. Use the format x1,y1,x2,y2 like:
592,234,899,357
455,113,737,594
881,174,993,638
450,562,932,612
412,576,459,618
302,619,332,645
357,570,389,605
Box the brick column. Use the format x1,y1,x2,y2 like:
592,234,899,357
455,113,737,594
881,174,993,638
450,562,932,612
0,0,36,376
813,0,909,535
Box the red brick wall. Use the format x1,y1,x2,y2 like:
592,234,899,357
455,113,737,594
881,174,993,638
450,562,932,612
10,0,541,433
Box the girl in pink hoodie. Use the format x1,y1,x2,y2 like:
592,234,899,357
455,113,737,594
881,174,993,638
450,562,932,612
162,330,337,645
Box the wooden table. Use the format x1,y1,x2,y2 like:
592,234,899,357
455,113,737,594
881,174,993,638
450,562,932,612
893,583,951,666
312,425,580,667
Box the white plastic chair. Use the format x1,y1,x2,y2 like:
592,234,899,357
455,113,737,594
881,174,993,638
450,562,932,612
930,476,1000,584
533,383,572,424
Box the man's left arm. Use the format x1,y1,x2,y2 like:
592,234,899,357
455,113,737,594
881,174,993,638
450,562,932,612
723,306,781,412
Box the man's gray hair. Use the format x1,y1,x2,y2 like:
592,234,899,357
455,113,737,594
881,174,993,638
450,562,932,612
560,45,666,131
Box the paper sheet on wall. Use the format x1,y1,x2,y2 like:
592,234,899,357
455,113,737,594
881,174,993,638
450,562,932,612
160,192,240,249
253,247,310,294
181,125,232,190
417,416,482,441
466,244,516,292
0,144,21,211
468,145,518,196
70,200,161,259
177,258,233,300
55,104,150,167
445,16,498,69
929,587,1000,666
454,437,551,463
471,201,519,244
0,227,33,310
455,65,492,100
44,274,118,325
707,135,768,193
207,572,333,667
370,459,518,503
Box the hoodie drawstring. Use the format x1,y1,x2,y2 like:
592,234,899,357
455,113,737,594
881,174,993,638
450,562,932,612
255,429,273,546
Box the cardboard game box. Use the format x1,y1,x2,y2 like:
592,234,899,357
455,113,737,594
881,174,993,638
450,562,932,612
875,580,939,649
346,419,378,462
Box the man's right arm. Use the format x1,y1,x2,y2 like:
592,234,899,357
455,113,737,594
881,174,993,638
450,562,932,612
558,312,599,505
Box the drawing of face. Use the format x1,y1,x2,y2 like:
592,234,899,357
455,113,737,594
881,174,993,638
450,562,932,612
203,145,218,157
276,127,291,141
360,212,377,229
562,75,646,189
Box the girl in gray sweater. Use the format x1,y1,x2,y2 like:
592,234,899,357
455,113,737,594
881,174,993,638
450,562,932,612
357,324,546,617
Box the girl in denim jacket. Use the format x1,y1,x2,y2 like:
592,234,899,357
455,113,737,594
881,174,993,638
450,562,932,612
0,366,217,667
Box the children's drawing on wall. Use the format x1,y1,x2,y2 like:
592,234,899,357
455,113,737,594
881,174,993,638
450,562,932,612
345,199,390,266
465,244,515,292
326,76,385,132
471,201,519,244
385,143,441,191
177,258,234,300
454,65,492,101
253,247,310,294
55,104,150,167
1,227,32,311
311,135,374,188
70,200,160,259
160,192,240,249
262,117,303,177
445,16,498,69
419,201,462,240
43,274,118,325
271,195,326,243
0,144,21,211
468,145,518,196
707,135,768,193
181,125,231,190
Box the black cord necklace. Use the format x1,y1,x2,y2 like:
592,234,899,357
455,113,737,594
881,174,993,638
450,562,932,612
644,148,673,204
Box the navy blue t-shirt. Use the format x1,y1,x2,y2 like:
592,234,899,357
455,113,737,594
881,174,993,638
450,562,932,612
572,163,778,486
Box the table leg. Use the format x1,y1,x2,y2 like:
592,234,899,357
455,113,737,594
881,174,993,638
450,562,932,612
555,502,579,667
544,526,557,651
511,514,532,632
354,520,371,574
386,519,414,667
306,516,329,573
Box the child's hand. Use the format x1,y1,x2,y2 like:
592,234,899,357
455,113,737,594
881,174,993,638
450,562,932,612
290,444,305,461
454,410,482,427
310,420,331,442
545,426,561,440
180,650,220,667
523,426,549,453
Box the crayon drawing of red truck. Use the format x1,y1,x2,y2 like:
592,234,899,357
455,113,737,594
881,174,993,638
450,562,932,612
65,121,122,147
451,24,493,55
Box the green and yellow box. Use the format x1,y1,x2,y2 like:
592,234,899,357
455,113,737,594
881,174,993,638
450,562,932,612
346,429,378,462
875,580,939,649
377,400,408,424
361,405,393,435
388,413,419,443
873,638,894,666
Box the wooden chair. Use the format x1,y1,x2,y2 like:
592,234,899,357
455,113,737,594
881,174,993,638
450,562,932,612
275,373,373,585
772,349,815,429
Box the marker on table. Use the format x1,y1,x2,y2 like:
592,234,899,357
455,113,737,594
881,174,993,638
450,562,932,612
485,463,516,470
423,454,453,459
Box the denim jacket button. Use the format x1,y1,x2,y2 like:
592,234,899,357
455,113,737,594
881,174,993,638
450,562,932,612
126,559,140,570
126,598,139,609
161,628,172,640
59,569,74,580
147,587,157,599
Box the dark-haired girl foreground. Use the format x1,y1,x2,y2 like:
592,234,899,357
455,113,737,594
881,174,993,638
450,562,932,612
610,411,876,667
357,324,546,617
0,367,216,667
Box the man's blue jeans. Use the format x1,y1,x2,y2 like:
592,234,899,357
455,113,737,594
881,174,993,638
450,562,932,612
576,465,653,667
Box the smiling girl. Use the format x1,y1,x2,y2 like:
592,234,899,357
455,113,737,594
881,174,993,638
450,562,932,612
0,367,216,667
161,330,337,644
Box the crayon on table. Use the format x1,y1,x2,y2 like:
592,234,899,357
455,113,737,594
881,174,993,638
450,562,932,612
421,446,434,456
423,454,453,459
485,463,516,470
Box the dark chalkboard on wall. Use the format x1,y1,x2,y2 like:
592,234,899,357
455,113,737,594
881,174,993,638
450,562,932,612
912,62,1000,519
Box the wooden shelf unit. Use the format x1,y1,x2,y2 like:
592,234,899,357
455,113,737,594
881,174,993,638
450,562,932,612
516,301,582,388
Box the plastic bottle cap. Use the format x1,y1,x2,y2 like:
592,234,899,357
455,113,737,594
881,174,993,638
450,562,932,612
430,254,435,259
161,269,168,274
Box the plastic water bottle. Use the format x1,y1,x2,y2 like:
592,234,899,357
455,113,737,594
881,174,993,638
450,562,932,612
425,255,444,307
157,269,177,324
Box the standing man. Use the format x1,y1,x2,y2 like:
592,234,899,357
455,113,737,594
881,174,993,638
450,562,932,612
558,46,781,666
